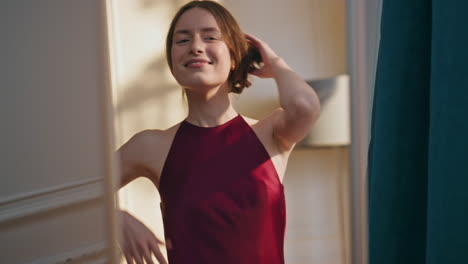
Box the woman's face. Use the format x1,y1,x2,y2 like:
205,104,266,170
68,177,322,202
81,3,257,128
171,8,232,92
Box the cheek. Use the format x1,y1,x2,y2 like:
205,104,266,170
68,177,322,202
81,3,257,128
171,49,184,75
171,48,180,65
214,45,232,68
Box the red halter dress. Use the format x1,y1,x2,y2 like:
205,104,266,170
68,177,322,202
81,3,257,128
159,114,286,264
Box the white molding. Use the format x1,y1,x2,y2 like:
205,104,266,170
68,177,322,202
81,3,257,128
26,241,108,264
346,0,383,262
0,177,104,223
337,147,352,264
100,0,120,263
346,0,382,263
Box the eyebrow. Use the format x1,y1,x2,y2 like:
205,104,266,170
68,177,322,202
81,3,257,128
174,27,221,35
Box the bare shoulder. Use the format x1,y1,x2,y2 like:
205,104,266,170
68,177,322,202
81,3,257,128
140,122,181,150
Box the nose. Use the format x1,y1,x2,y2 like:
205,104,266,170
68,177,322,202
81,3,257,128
190,35,204,54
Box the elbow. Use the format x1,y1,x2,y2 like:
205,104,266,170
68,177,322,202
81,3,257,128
291,90,321,122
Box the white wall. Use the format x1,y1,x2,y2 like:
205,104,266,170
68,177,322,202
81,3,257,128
0,0,117,263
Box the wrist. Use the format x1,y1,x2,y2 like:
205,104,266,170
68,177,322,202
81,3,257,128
269,57,292,78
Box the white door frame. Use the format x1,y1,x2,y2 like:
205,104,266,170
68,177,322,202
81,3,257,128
346,0,382,263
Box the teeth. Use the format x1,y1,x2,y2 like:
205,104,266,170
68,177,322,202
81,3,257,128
186,61,209,67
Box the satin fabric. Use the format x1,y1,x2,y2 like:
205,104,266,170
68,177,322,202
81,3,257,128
159,115,286,264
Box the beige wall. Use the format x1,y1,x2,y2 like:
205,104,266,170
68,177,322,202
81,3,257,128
108,1,189,262
109,0,350,263
0,0,117,263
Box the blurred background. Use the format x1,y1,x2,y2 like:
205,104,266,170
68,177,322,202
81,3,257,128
110,0,371,263
0,0,381,263
111,0,349,263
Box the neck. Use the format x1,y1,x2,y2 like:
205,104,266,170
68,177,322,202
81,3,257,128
184,84,238,127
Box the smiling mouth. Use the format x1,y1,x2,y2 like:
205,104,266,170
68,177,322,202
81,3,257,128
184,61,213,68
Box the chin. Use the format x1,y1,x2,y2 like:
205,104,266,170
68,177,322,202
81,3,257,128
183,83,220,93
179,78,228,91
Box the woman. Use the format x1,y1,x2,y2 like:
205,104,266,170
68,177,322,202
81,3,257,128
118,1,320,263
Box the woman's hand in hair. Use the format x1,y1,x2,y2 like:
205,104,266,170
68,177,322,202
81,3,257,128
120,210,167,264
245,35,320,150
244,33,287,79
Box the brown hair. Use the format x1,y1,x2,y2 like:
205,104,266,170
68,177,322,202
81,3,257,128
165,0,261,94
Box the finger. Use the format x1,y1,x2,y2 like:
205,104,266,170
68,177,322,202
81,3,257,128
244,33,258,41
244,33,264,46
134,255,144,264
130,243,144,264
155,253,167,264
248,68,260,76
149,242,167,264
245,36,276,63
154,251,167,264
250,64,266,74
245,36,261,49
123,251,133,264
141,245,154,264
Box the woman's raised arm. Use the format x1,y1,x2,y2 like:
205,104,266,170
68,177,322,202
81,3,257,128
245,34,321,151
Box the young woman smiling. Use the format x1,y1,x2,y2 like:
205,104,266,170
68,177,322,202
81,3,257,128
117,1,320,264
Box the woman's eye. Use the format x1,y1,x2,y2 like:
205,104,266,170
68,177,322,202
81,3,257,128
176,39,189,44
206,36,218,41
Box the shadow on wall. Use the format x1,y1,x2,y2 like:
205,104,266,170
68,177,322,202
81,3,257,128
138,0,189,10
114,55,182,130
112,2,197,263
113,0,196,132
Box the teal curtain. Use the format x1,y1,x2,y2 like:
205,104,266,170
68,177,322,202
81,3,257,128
368,0,468,263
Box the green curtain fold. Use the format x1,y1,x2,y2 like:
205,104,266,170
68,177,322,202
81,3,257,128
368,0,468,263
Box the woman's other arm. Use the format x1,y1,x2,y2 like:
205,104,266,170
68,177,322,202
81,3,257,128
246,34,321,151
115,130,167,264
117,130,156,189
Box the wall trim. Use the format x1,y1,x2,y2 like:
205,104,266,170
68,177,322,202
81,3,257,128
0,177,103,224
346,0,382,264
100,0,120,263
26,241,108,264
346,0,377,263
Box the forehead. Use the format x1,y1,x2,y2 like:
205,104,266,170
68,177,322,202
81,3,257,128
174,8,221,32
